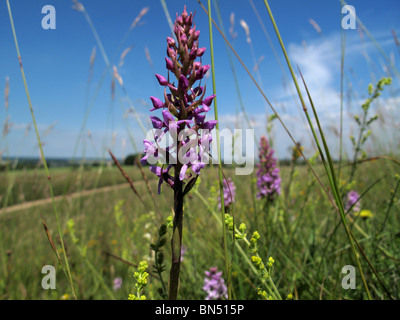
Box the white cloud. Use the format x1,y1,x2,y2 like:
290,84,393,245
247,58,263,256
219,32,400,160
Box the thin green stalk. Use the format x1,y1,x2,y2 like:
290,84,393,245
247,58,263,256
301,72,372,299
79,247,116,300
247,0,322,154
6,0,77,299
288,179,315,247
72,3,147,159
349,230,393,299
263,0,372,299
284,161,296,201
207,0,231,300
338,25,346,180
349,107,369,182
248,0,317,150
212,0,255,138
261,1,307,110
159,0,176,40
380,177,400,234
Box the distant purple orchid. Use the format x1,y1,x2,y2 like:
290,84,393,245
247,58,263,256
218,178,236,209
113,277,122,291
345,190,361,212
203,267,228,300
256,136,281,201
180,245,187,262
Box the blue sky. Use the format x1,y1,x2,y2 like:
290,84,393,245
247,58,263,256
1,0,399,161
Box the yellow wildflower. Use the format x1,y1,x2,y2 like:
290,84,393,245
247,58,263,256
358,209,373,219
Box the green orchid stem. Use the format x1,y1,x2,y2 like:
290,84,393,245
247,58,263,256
168,159,184,300
6,0,77,299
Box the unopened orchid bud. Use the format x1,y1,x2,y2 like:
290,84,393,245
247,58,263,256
193,62,201,70
165,57,175,71
178,75,189,92
180,33,188,45
196,47,206,57
167,47,176,59
167,37,176,47
150,96,164,111
203,94,216,107
189,49,197,61
150,116,164,129
201,65,210,75
181,6,188,20
155,74,168,86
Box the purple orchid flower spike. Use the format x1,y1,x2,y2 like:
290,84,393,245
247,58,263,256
218,178,236,209
256,136,281,201
203,267,228,300
142,6,217,193
140,6,217,300
345,190,361,212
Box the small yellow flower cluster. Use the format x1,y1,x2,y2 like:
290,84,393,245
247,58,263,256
267,257,275,269
128,294,146,300
135,261,149,287
257,289,273,300
128,260,149,300
60,293,70,300
223,214,281,299
251,256,264,270
250,231,260,243
249,231,260,251
224,214,234,231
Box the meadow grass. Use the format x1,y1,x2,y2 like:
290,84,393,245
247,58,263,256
0,165,150,207
0,161,399,300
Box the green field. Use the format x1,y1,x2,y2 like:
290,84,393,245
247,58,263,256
0,160,399,300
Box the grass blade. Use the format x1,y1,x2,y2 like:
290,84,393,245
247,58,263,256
6,0,77,299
